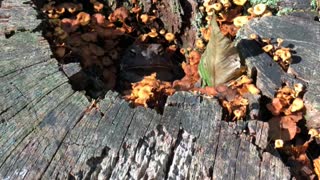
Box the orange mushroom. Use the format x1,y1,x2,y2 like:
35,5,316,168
233,16,249,28
93,2,104,12
195,39,205,49
76,12,90,26
148,29,158,38
165,32,175,42
140,14,149,23
55,7,65,14
262,44,273,53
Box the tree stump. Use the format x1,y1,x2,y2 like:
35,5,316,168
0,0,295,179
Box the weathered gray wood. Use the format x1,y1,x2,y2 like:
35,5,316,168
237,15,320,129
0,0,292,179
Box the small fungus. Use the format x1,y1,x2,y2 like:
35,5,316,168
165,33,175,42
294,83,304,97
211,3,223,12
55,7,65,14
233,0,247,6
140,14,149,23
220,0,231,8
249,33,258,40
76,12,90,26
308,129,319,138
93,2,104,12
131,6,142,13
148,30,158,38
290,98,304,112
195,39,205,49
253,4,267,16
262,10,272,17
262,44,273,52
233,16,249,27
277,38,284,47
275,139,284,148
159,29,166,35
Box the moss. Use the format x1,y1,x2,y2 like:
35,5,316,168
276,7,294,15
249,0,280,8
310,0,318,10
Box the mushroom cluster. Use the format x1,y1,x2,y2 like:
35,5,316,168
173,50,201,91
268,83,320,179
267,84,305,143
43,1,133,92
125,73,175,107
42,0,183,97
250,34,293,70
220,75,260,121
200,1,272,39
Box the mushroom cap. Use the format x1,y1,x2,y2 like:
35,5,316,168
275,49,291,60
77,12,91,26
140,14,149,23
233,16,249,28
131,6,142,13
148,31,158,38
262,44,273,52
159,29,166,35
165,32,175,42
277,38,284,44
220,0,230,5
262,10,272,17
274,139,284,148
249,33,258,40
290,98,304,112
93,2,104,12
253,4,267,16
212,3,223,11
55,7,65,14
308,129,319,137
233,0,247,6
196,39,205,49
247,7,254,15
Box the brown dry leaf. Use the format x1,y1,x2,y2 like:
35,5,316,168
196,86,218,96
268,116,298,141
267,98,284,116
283,141,309,158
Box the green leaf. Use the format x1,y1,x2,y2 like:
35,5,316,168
198,14,242,87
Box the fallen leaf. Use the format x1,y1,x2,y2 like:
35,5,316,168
198,14,242,87
268,116,298,141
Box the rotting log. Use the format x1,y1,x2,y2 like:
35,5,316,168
0,0,294,179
